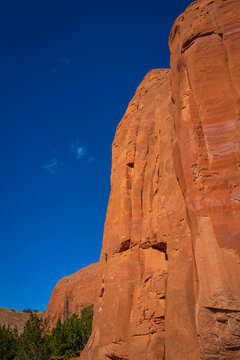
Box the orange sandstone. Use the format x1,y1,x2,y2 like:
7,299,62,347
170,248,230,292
44,263,99,328
168,0,240,358
47,0,240,359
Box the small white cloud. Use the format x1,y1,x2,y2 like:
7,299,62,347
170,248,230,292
71,139,87,160
76,146,87,160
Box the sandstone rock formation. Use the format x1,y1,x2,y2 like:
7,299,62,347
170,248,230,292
47,0,240,358
167,0,240,358
44,263,99,328
81,68,178,360
80,1,240,359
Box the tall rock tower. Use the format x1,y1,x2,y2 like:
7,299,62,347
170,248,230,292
79,1,240,359
41,0,240,358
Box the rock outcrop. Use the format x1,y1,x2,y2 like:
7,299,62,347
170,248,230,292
80,69,175,360
46,0,240,358
80,1,240,359
44,263,99,328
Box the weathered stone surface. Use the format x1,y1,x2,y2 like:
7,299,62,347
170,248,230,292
44,263,99,328
80,69,180,360
168,0,240,358
45,0,240,358
79,1,240,359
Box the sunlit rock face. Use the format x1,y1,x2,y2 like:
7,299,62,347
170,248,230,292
44,262,99,328
80,69,180,360
168,0,240,358
78,0,240,359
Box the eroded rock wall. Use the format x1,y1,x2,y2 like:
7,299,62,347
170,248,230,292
80,69,179,360
80,0,240,359
169,0,240,358
44,263,99,328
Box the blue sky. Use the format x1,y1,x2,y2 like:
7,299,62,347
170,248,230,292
0,0,193,311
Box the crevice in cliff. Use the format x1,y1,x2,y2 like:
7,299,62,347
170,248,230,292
106,355,128,360
99,287,104,298
64,293,69,319
127,162,134,168
227,346,240,351
152,243,168,260
205,306,240,313
139,241,168,260
163,344,166,360
112,239,131,254
181,31,223,53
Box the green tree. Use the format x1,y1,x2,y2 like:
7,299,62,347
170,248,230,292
0,324,18,360
80,304,94,347
49,318,66,357
16,312,50,360
62,314,83,357
49,304,94,358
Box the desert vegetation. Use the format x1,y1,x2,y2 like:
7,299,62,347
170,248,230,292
0,305,93,360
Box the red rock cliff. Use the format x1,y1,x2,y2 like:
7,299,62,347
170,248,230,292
46,0,240,358
168,0,240,358
79,0,240,359
44,263,99,328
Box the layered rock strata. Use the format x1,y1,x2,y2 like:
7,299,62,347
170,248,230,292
44,263,99,328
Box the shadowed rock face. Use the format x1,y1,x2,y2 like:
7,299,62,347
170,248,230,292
44,263,99,328
46,0,240,358
79,0,240,359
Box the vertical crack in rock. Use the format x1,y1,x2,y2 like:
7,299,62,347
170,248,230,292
64,292,69,319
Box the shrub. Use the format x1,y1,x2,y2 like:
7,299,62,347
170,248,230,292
49,318,66,357
0,304,94,360
49,304,94,358
80,304,94,346
0,324,18,360
16,312,50,360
